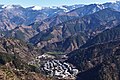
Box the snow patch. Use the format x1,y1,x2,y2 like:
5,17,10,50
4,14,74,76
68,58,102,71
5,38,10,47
32,6,43,10
96,5,104,10
49,6,58,9
59,6,70,12
2,5,14,9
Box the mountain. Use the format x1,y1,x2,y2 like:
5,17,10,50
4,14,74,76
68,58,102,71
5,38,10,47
0,4,84,32
66,24,120,80
28,3,108,32
26,1,120,33
2,2,120,41
29,8,120,51
0,38,56,80
67,25,120,69
67,1,120,17
1,1,120,79
5,25,38,41
67,4,105,17
42,32,87,53
67,39,120,80
103,1,120,11
29,13,78,32
81,24,120,48
28,4,84,15
0,5,47,31
0,38,40,62
1,1,120,32
0,4,85,42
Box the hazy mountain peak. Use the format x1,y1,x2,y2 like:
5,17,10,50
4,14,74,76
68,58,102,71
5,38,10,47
113,0,120,3
2,4,22,10
49,6,58,9
32,6,43,10
2,5,14,9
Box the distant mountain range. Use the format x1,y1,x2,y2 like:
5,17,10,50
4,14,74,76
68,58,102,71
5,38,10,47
0,1,119,51
0,1,120,80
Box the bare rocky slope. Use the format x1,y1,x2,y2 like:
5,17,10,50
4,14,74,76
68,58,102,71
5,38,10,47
0,38,55,80
67,25,120,80
30,8,120,53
